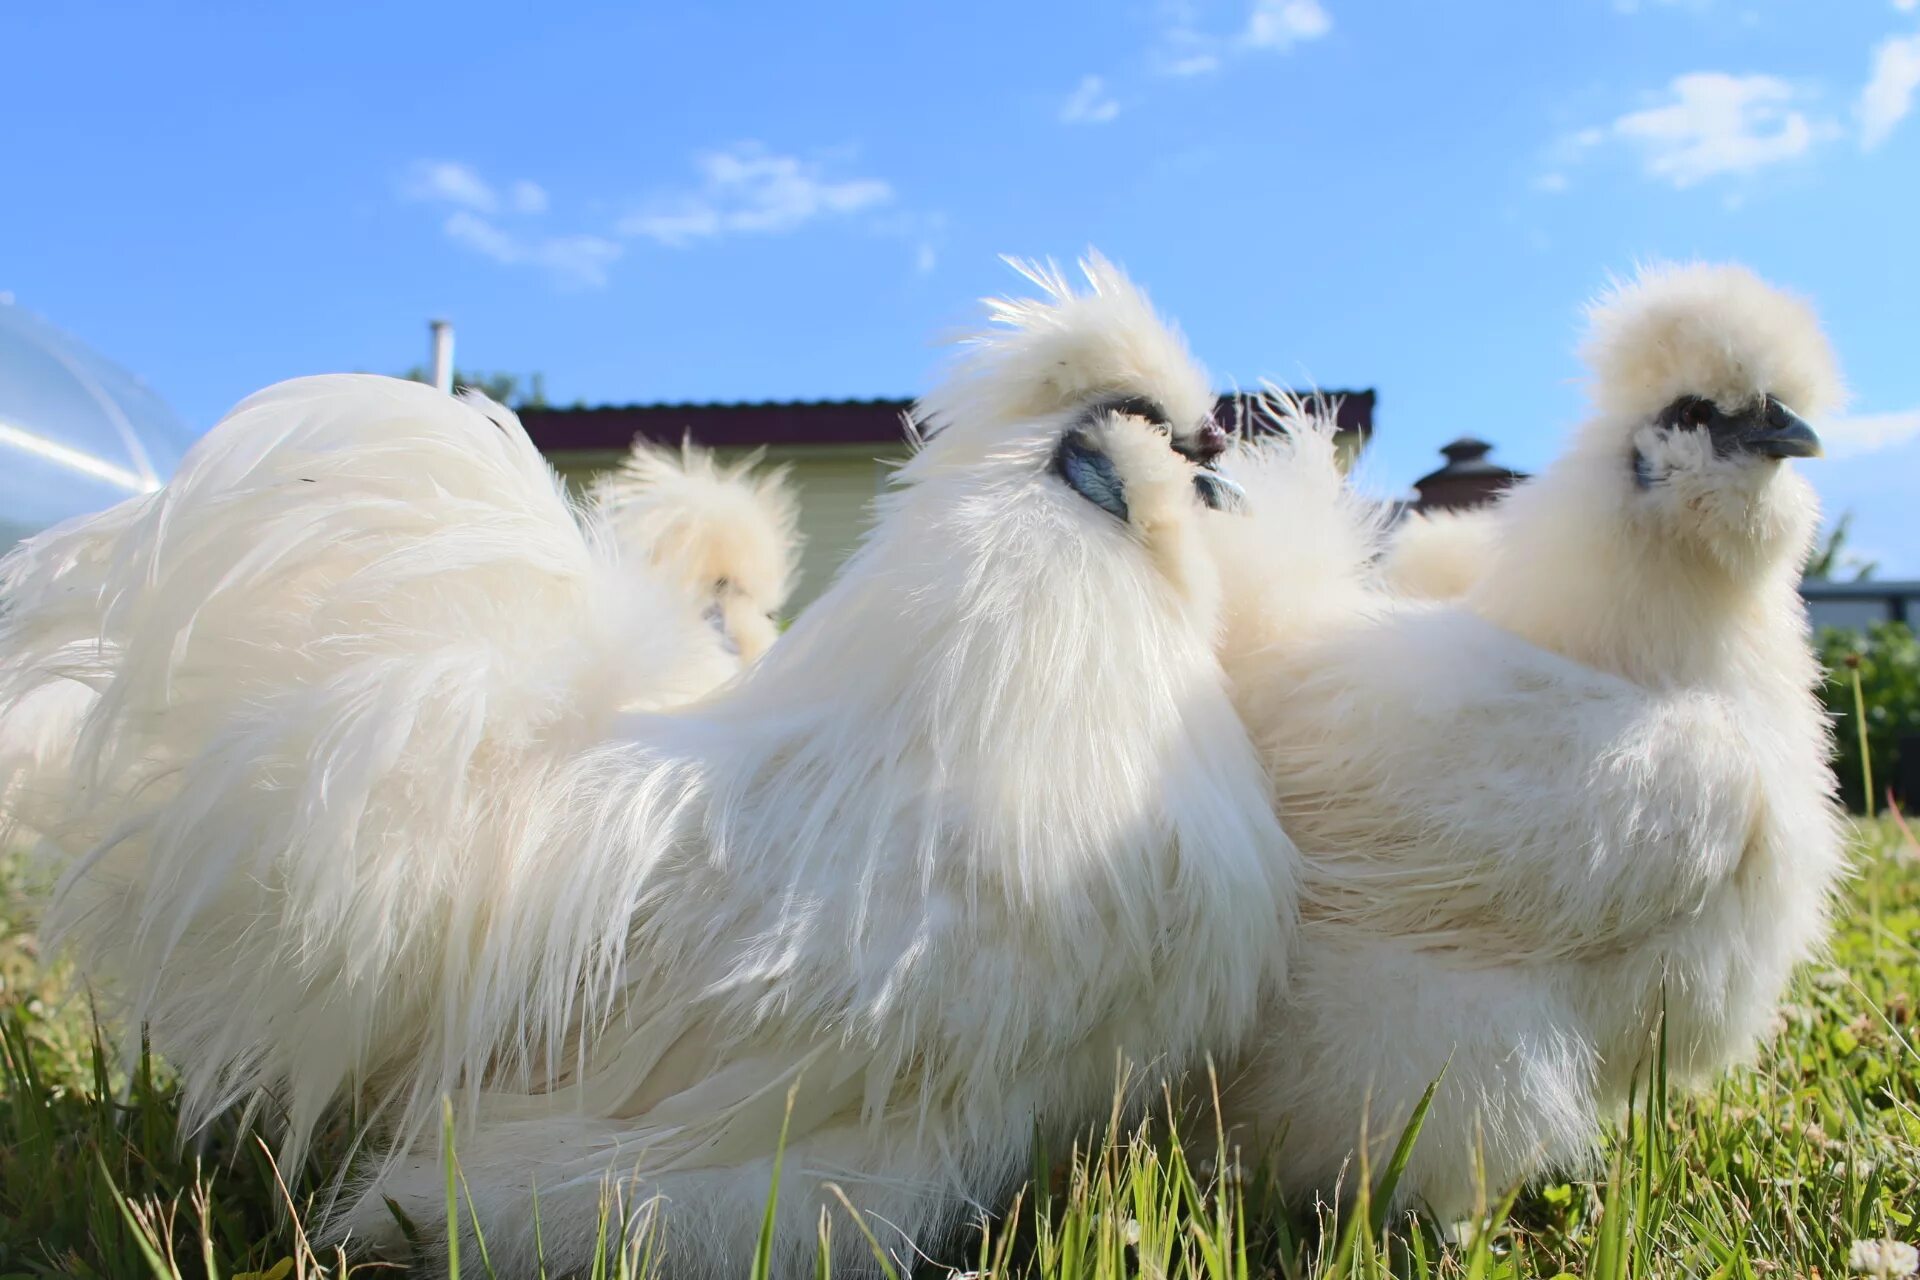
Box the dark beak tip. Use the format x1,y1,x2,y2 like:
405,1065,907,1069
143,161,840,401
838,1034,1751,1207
1180,424,1229,465
1752,400,1822,460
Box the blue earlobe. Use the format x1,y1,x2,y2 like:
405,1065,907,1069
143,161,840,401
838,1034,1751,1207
1054,433,1130,522
1632,448,1656,490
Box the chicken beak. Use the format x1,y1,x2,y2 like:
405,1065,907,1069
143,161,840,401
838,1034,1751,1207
1193,469,1247,513
1741,398,1823,460
1173,423,1229,465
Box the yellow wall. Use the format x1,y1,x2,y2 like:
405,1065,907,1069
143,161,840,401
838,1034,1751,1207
548,444,911,612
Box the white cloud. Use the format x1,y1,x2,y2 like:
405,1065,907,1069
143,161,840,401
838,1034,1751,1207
1895,0,1917,12
1152,15,1224,77
1151,1,1326,77
403,162,616,287
403,163,551,218
619,144,895,246
1241,0,1331,49
1824,409,1920,460
870,208,948,277
1164,51,1223,76
509,180,549,215
1060,75,1122,124
1858,31,1920,149
1604,72,1828,187
442,209,516,260
402,160,499,212
442,211,622,289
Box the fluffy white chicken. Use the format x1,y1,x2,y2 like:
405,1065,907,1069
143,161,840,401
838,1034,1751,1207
589,438,802,667
1378,505,1502,601
1,256,1292,1275
1210,263,1845,1219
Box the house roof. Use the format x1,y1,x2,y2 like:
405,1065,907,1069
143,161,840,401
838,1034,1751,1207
1412,437,1523,490
519,390,1375,454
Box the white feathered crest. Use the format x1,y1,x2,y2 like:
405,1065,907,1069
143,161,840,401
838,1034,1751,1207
589,438,801,661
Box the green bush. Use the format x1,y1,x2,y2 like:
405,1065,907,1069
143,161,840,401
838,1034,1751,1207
1820,620,1920,811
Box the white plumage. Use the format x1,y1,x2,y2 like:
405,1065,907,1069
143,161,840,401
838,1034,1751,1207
0,397,772,839
1211,263,1846,1219
1377,506,1502,601
0,498,150,837
589,438,802,669
2,256,1294,1275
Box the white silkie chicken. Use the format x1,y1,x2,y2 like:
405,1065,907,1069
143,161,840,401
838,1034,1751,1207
589,438,802,668
0,256,1292,1275
1208,263,1846,1219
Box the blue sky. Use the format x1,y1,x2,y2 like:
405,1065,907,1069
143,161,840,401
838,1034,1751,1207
3,0,1917,571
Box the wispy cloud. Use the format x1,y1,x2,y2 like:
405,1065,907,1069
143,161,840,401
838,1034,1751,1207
870,208,949,276
508,180,549,215
1150,0,1331,77
1059,75,1122,124
1241,0,1331,51
442,211,622,290
404,147,926,285
1544,72,1835,191
1611,0,1711,13
618,144,894,246
1825,408,1920,460
1612,72,1827,186
1859,30,1920,149
1541,18,1920,194
1159,48,1223,76
402,160,500,212
402,161,619,288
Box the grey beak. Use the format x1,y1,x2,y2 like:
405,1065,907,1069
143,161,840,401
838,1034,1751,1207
1193,469,1247,513
1743,397,1823,460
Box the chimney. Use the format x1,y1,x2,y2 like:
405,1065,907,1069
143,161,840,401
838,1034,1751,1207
429,319,454,394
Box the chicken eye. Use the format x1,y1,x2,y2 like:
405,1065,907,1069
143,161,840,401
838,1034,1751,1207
1679,399,1716,429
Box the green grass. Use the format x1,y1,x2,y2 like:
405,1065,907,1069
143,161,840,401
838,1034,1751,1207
5,817,1920,1278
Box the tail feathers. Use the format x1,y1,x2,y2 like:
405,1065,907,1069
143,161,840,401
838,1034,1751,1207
1206,393,1387,670
589,438,801,665
0,494,151,829
0,680,95,841
1379,506,1502,601
1,374,728,1169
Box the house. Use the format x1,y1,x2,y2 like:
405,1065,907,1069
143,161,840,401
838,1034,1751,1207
518,390,1375,608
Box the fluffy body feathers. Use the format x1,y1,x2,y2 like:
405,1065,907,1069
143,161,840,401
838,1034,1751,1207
1377,506,1502,601
1212,263,1846,1218
3,259,1294,1276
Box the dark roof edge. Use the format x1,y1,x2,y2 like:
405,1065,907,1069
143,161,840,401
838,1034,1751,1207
521,389,1375,453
